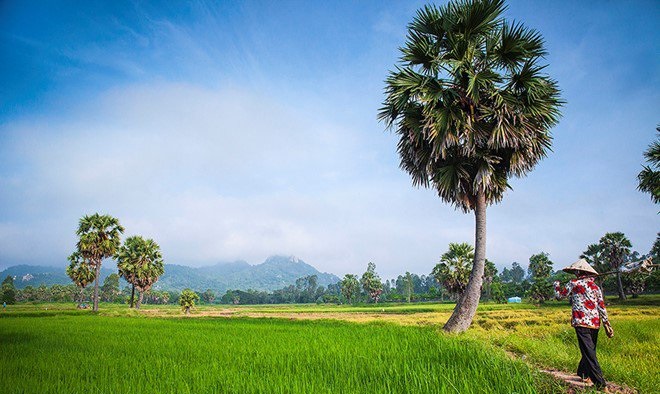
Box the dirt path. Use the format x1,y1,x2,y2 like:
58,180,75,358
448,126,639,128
539,369,637,393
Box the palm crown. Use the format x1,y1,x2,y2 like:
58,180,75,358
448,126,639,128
379,0,562,211
116,236,164,293
76,214,124,267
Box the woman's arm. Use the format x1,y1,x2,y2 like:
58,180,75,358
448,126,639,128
595,285,614,337
553,280,570,300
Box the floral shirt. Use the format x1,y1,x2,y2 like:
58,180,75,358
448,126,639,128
554,277,609,329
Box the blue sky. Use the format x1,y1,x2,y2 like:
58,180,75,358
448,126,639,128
1,0,658,279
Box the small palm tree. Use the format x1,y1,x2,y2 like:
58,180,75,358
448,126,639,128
66,252,96,307
76,214,124,312
379,0,562,332
432,243,474,299
116,236,165,309
180,289,199,315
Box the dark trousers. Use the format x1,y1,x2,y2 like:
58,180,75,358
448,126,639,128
575,326,606,387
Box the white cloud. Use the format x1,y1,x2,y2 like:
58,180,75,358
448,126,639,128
0,82,465,277
1,80,657,279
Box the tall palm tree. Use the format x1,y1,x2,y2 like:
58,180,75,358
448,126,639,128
76,214,124,311
116,236,164,309
380,0,562,332
66,252,96,307
637,126,659,204
432,243,474,299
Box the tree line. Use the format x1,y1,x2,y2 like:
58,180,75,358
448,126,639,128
2,230,657,308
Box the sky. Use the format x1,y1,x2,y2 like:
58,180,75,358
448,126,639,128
0,0,658,279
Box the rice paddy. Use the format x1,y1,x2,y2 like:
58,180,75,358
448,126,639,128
1,296,657,393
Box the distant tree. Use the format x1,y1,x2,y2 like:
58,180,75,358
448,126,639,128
498,262,525,284
360,262,383,303
582,232,632,300
490,278,506,303
646,234,660,293
116,236,164,309
20,286,35,302
380,0,562,333
340,274,360,304
621,270,647,298
35,284,50,302
404,272,414,303
649,233,660,262
637,126,660,204
382,279,392,297
1,275,17,305
100,273,120,302
179,289,199,314
75,213,124,311
499,267,510,283
509,262,526,283
527,252,554,304
432,243,474,300
146,290,171,305
295,275,318,303
49,284,71,302
482,260,497,299
202,289,216,304
66,251,96,307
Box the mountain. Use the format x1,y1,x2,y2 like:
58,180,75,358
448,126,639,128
154,256,340,293
0,256,340,294
0,265,116,289
248,255,339,290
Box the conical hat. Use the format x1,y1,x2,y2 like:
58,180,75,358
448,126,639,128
562,258,598,275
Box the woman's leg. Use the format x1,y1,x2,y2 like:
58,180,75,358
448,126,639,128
575,327,588,378
575,327,606,387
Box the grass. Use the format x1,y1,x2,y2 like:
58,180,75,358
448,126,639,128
1,296,657,393
0,313,557,394
465,302,660,394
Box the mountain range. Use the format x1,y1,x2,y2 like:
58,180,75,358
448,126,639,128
0,255,340,294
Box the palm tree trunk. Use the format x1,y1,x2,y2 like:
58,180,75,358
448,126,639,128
79,287,84,308
616,272,626,300
136,291,143,309
93,261,100,312
130,284,135,308
443,191,487,333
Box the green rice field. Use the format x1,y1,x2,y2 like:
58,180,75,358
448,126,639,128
1,297,658,394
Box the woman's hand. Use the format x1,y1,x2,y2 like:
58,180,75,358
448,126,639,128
604,322,614,338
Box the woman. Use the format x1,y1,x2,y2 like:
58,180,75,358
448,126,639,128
554,258,614,389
